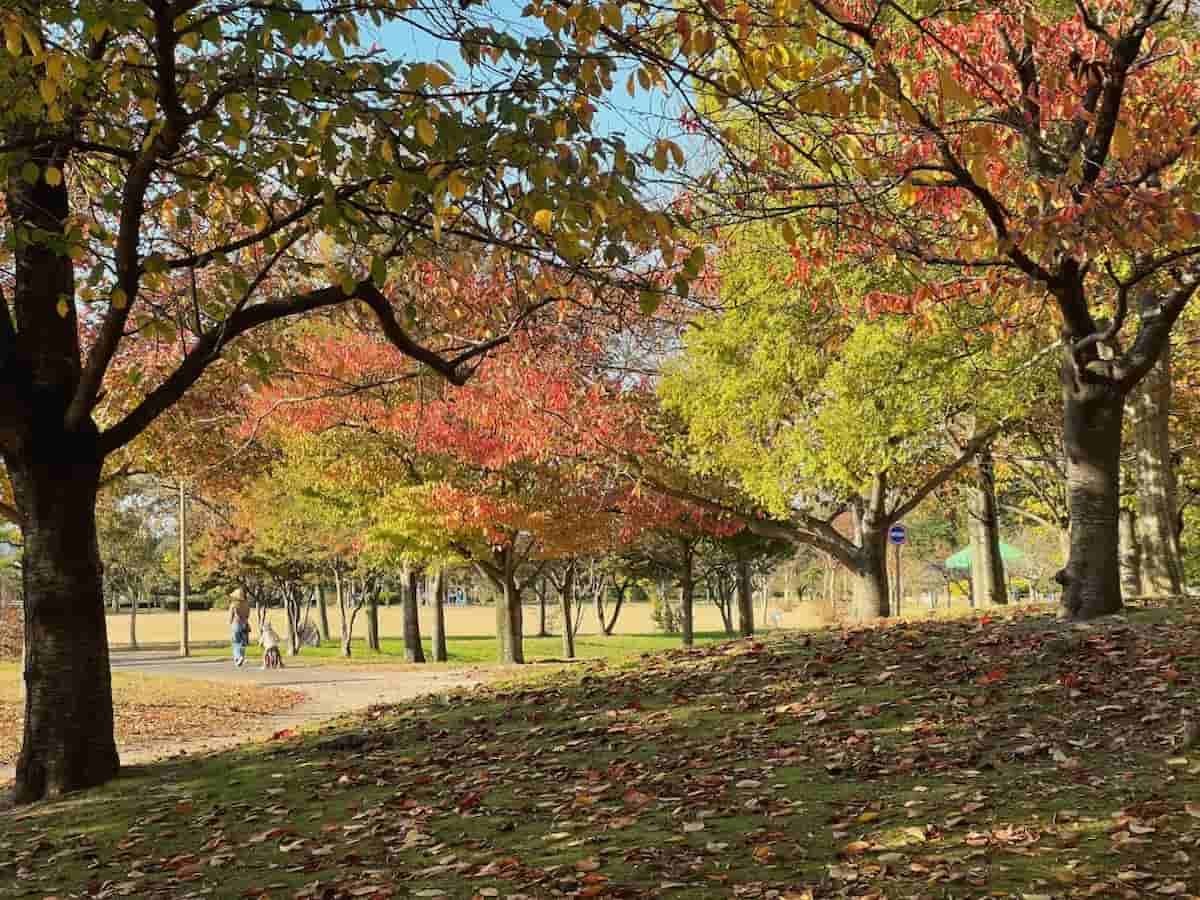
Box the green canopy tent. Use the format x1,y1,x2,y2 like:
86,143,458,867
944,542,1025,570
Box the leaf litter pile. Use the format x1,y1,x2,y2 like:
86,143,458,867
0,672,305,766
3,602,1200,899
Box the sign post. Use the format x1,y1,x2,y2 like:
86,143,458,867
888,524,907,616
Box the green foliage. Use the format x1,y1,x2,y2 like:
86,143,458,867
661,225,1042,513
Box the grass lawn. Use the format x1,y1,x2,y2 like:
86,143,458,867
106,601,845,649
6,600,1200,899
194,632,733,666
0,664,304,767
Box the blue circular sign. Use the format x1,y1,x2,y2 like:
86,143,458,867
888,524,907,545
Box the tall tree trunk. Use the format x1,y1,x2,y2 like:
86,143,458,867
496,572,525,664
129,587,139,650
1132,345,1184,596
1119,507,1142,600
1060,373,1124,619
680,574,695,648
178,482,189,657
316,583,331,642
433,570,448,662
968,447,1008,606
560,562,576,659
335,569,352,657
536,579,549,637
736,557,754,637
850,530,889,620
366,586,381,652
11,459,119,804
403,569,425,663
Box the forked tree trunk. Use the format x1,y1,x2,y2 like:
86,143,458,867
560,563,576,659
1060,373,1124,619
403,570,425,663
432,570,448,662
602,589,624,635
11,459,119,804
968,447,1008,606
850,529,889,620
284,586,302,655
736,557,754,637
1119,508,1142,600
713,582,734,635
1132,345,1184,597
496,575,524,664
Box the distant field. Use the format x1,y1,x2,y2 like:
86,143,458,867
106,599,834,649
106,593,1045,653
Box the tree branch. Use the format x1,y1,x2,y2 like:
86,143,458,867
887,423,1007,523
96,279,507,456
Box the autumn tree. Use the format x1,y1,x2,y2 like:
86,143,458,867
658,232,1035,618
623,0,1200,617
0,0,689,801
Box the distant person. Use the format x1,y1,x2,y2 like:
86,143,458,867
230,603,250,667
768,609,783,629
260,620,284,669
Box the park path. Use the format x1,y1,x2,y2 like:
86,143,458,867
1,651,483,784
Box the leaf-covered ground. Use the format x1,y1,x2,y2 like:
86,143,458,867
3,601,1200,899
0,667,305,766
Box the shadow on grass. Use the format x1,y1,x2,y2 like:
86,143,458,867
7,602,1200,898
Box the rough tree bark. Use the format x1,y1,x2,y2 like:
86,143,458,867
10,460,119,804
851,530,890,620
403,569,426,663
736,556,754,637
968,447,1008,606
1131,345,1184,596
432,570,448,662
1119,508,1142,600
849,477,891,620
496,574,524,664
1059,371,1124,619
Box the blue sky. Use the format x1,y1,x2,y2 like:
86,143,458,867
368,7,684,153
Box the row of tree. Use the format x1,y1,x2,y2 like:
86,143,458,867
1,0,1197,809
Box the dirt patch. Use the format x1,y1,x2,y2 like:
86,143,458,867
2,657,484,787
0,672,305,767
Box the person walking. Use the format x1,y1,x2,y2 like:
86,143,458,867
230,602,250,667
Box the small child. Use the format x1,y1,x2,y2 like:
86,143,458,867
260,620,284,669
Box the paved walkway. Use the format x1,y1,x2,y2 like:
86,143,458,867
2,651,483,783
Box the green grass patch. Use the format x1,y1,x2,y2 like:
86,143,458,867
194,631,731,666
5,601,1200,898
